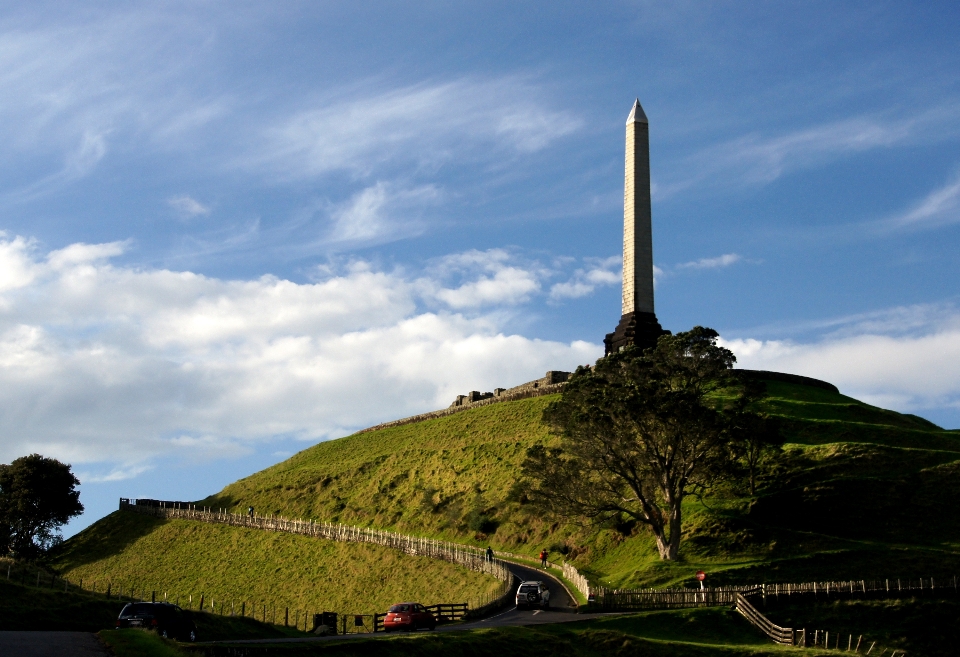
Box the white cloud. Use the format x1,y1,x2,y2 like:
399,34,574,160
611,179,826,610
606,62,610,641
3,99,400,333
881,172,960,230
550,256,621,300
253,77,582,180
0,235,600,473
327,182,438,244
168,196,211,218
657,104,960,198
0,9,230,198
677,253,741,270
423,249,542,309
722,303,960,416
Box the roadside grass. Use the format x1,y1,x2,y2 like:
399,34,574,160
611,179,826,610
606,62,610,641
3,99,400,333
0,576,124,631
183,609,829,656
53,512,504,616
99,630,186,657
0,575,301,639
764,597,960,657
103,603,948,657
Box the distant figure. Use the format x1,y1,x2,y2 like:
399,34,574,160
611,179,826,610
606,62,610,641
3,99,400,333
539,549,548,568
486,546,494,561
248,506,254,517
541,587,551,609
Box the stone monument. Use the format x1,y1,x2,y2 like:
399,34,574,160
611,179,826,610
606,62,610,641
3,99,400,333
604,99,669,355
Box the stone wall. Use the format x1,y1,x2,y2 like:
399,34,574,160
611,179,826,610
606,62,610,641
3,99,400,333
356,370,571,435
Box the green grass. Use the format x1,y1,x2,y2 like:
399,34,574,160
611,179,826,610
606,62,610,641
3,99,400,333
181,608,839,657
0,575,126,631
180,600,952,657
53,511,504,617
0,574,304,640
103,600,942,657
100,630,188,657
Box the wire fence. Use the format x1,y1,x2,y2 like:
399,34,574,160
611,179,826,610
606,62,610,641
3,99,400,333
735,590,906,655
120,499,513,611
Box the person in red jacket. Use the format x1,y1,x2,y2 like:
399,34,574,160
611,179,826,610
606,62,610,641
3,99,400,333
539,549,548,568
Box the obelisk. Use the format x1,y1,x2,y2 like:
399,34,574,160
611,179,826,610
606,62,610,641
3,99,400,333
604,99,667,355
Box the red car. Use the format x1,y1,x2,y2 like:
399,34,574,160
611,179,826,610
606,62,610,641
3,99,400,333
383,602,436,631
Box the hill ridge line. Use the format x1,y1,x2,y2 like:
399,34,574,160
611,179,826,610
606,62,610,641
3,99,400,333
355,368,840,435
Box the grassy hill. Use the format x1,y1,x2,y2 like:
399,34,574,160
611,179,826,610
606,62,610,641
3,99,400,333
54,375,960,601
53,511,504,617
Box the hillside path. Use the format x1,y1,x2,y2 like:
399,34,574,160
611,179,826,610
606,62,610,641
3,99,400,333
503,559,577,611
0,632,109,657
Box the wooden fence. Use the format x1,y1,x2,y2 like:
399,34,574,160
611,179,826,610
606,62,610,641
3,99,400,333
735,593,794,645
561,556,958,611
120,498,513,602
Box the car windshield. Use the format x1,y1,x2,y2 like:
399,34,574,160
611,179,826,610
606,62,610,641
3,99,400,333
120,603,160,617
389,604,411,613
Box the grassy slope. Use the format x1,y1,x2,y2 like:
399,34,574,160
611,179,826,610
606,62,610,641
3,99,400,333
54,511,503,615
195,379,960,588
56,377,960,603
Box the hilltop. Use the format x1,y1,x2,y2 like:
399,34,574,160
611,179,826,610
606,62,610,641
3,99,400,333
54,372,960,599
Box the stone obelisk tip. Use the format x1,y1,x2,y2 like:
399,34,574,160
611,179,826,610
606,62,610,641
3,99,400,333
626,98,648,124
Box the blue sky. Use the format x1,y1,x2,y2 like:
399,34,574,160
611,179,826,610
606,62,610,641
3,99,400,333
1,1,959,536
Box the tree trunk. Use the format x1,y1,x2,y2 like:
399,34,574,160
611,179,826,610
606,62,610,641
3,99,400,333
652,498,683,561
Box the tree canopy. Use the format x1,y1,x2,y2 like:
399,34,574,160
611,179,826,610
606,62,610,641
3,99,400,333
523,326,767,561
0,454,83,559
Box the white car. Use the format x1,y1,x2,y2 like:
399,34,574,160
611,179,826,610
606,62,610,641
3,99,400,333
515,581,550,610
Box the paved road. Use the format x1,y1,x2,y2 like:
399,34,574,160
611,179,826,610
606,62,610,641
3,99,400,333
0,632,109,657
199,559,623,646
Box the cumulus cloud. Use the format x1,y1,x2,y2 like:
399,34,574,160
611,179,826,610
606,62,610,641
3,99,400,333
722,303,960,417
550,256,621,300
0,235,600,474
422,249,542,309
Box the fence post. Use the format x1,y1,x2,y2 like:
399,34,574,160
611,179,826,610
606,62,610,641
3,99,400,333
285,607,289,627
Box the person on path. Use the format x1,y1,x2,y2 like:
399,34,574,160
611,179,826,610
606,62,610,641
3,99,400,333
248,506,254,518
486,546,494,561
539,549,548,568
541,587,551,609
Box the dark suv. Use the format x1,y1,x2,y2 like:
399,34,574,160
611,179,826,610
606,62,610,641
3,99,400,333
116,602,197,641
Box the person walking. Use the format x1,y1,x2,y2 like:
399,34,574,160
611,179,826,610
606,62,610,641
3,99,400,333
541,587,551,610
539,549,548,568
486,546,494,561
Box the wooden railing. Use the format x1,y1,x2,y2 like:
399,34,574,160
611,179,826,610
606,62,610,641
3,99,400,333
735,593,794,645
120,499,512,605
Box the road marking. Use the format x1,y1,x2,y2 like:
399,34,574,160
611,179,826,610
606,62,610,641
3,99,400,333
532,610,541,615
478,606,518,623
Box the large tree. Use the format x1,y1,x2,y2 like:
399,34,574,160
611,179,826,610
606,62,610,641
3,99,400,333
523,327,741,561
724,378,784,496
0,454,83,559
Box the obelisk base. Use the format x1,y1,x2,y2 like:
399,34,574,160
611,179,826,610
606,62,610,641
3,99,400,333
603,311,669,355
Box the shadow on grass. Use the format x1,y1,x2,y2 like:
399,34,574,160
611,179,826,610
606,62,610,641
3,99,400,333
50,511,167,572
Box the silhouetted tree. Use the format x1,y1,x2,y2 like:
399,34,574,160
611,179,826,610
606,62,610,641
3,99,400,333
725,378,784,495
0,454,83,559
524,327,741,561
